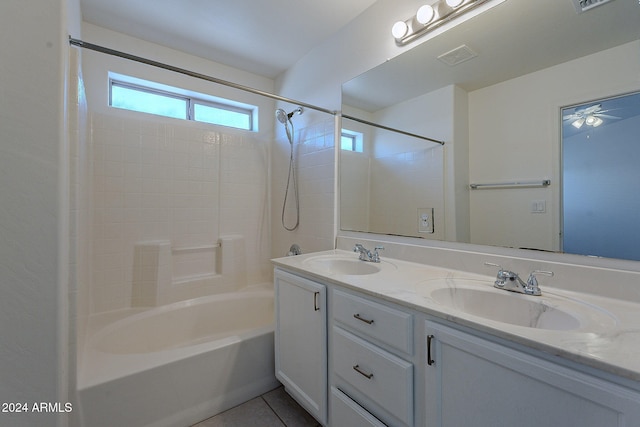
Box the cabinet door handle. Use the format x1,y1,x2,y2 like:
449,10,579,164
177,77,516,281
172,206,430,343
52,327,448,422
353,364,374,379
427,334,435,366
313,292,320,311
353,313,374,324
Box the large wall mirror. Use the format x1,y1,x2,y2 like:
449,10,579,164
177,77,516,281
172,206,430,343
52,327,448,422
340,0,640,260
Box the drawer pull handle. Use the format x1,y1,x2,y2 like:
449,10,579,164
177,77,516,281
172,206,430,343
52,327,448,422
353,365,374,379
427,334,435,366
353,313,374,324
313,292,320,311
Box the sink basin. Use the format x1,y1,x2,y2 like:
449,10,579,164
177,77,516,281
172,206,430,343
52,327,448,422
430,287,581,330
303,255,384,275
426,280,616,331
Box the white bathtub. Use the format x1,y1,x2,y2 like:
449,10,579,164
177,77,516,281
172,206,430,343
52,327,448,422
78,286,278,427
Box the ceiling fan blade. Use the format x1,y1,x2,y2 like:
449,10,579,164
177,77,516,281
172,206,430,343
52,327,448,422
595,114,621,119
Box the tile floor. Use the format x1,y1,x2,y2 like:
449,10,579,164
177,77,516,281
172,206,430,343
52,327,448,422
192,386,320,427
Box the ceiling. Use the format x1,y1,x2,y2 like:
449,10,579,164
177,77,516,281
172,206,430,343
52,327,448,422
80,0,378,78
342,0,640,112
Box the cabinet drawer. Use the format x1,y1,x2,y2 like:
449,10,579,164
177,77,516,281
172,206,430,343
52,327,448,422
333,289,413,354
333,327,413,426
331,387,387,427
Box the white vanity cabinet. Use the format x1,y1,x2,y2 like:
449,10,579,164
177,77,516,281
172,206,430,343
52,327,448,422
274,264,640,427
330,289,415,427
274,268,328,425
424,321,640,427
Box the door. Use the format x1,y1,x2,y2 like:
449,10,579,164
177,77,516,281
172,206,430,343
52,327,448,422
275,269,327,425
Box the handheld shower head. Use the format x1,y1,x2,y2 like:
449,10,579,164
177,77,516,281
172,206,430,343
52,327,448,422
276,108,288,124
275,107,303,124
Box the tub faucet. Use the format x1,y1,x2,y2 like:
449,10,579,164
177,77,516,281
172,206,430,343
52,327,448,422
484,262,553,296
287,244,302,256
353,244,384,263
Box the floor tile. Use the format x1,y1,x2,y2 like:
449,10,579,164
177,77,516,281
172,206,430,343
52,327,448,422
262,387,321,427
193,397,285,427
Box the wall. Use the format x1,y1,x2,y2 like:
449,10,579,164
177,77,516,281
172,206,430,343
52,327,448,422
68,45,91,427
271,114,335,256
468,40,640,251
82,24,275,313
89,111,271,312
0,1,77,426
274,0,482,254
370,85,465,241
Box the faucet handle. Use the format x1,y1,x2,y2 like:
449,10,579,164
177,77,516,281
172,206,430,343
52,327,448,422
484,262,517,286
526,270,554,288
484,262,503,270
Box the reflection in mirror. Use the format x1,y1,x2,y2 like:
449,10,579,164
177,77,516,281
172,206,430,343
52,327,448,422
562,91,640,261
341,116,445,239
340,0,640,262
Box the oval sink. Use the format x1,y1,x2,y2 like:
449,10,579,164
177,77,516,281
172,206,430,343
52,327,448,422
424,280,617,332
303,255,384,275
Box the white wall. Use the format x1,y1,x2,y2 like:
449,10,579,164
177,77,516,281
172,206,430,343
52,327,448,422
81,24,277,312
0,1,77,426
468,40,640,251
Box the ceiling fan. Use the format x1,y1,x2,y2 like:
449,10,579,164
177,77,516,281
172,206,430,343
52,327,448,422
563,104,620,129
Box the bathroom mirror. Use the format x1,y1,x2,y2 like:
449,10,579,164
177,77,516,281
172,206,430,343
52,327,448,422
340,0,640,259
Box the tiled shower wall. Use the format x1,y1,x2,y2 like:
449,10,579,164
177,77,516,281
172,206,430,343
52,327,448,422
272,117,335,256
91,112,270,313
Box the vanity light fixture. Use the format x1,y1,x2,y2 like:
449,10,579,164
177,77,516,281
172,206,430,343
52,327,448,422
392,0,497,45
416,5,436,24
446,0,465,7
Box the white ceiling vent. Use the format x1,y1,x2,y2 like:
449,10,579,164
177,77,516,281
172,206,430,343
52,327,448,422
437,45,478,67
571,0,615,13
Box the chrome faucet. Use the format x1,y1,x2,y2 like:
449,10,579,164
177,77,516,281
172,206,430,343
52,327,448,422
353,244,384,263
484,262,553,296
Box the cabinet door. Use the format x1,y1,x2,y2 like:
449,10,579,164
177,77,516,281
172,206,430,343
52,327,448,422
424,321,640,427
275,269,327,425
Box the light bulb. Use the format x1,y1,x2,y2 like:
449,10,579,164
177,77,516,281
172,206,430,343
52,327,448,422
446,0,465,8
392,21,409,39
416,5,435,24
585,115,597,126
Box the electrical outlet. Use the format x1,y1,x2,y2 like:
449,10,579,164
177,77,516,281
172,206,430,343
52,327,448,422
418,208,434,233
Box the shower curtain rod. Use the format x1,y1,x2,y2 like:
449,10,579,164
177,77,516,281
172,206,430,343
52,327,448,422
68,37,337,117
69,37,445,145
342,114,445,145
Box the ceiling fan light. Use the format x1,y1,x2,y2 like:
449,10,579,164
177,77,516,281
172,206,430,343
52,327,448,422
585,115,597,126
572,118,585,129
592,117,603,127
417,5,436,24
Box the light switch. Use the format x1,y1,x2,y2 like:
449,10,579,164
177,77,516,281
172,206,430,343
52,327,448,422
531,200,546,213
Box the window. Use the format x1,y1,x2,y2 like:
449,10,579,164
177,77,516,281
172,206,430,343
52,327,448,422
109,77,256,131
341,129,364,152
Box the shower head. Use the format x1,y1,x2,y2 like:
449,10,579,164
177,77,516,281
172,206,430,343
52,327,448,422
275,107,303,124
276,108,288,124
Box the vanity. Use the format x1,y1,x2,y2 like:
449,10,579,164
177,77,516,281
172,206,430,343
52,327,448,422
273,244,640,427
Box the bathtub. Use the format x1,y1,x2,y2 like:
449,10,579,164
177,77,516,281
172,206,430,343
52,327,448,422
77,286,279,427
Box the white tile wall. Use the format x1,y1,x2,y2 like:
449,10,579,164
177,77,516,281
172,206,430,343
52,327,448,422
91,111,270,313
272,117,335,256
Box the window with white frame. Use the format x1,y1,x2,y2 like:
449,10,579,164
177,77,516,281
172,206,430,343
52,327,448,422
109,76,256,131
340,129,364,152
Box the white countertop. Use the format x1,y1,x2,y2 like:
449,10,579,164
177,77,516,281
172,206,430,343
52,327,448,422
272,249,640,384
